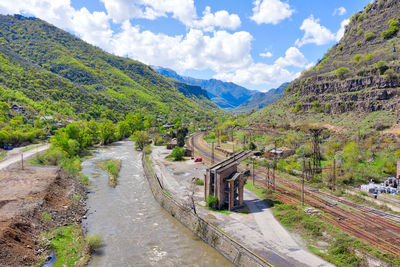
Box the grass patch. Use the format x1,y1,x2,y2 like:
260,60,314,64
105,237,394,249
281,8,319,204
21,144,40,152
38,225,90,267
0,151,5,161
164,189,172,197
96,159,122,187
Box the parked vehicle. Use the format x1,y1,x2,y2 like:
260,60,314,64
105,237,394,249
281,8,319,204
3,144,12,150
194,157,202,162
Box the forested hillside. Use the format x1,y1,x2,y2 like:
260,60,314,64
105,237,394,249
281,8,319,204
252,0,400,131
0,15,219,121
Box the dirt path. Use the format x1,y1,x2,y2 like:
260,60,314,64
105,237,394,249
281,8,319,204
0,144,50,170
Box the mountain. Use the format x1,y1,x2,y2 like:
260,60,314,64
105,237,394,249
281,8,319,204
251,0,400,131
233,82,290,113
152,66,257,109
0,15,220,122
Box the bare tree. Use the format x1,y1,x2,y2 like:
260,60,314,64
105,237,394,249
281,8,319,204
186,178,198,215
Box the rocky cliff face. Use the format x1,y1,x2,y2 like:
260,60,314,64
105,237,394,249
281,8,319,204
283,0,400,114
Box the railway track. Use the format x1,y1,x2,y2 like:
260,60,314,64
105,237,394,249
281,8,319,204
190,133,400,256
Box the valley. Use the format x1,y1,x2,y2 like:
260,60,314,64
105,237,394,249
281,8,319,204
0,0,400,266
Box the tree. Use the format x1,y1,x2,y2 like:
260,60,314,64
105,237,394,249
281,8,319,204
170,147,185,161
117,120,131,139
132,130,148,150
99,119,115,145
177,127,188,147
249,142,257,150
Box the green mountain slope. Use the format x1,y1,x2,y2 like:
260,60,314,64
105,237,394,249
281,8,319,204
252,0,400,131
0,15,219,121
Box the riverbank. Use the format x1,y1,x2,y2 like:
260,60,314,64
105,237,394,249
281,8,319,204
0,163,87,266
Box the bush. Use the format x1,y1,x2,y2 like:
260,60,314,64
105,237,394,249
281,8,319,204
381,19,399,39
364,32,376,41
206,195,218,208
194,178,204,186
86,234,102,252
41,212,52,224
384,69,398,81
170,147,185,161
335,67,350,80
143,145,152,155
376,60,388,74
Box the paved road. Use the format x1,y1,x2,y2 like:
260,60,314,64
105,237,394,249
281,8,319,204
0,144,50,170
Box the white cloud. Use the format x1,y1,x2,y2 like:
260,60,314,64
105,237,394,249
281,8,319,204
100,0,196,24
295,15,336,47
275,47,307,67
112,21,253,73
336,19,350,41
260,49,273,58
191,6,241,31
0,0,302,87
250,0,294,25
333,7,346,16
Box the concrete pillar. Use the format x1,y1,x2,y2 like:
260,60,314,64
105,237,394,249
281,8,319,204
397,160,400,179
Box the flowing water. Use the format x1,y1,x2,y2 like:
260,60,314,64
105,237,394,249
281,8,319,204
82,141,232,267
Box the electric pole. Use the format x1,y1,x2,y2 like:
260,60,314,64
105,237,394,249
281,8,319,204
21,153,24,170
302,160,305,206
332,159,336,192
211,142,215,164
252,157,255,185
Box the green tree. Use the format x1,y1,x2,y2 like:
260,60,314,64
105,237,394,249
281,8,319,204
117,120,131,139
99,119,115,145
170,147,185,161
131,130,148,150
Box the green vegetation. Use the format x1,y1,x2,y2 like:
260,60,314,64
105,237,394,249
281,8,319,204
39,225,91,267
21,144,40,152
194,178,204,186
97,159,122,187
169,147,185,161
41,211,52,224
335,67,350,80
86,234,103,253
381,19,399,38
206,195,218,208
376,60,388,74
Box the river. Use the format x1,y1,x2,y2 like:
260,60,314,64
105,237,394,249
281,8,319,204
82,141,232,267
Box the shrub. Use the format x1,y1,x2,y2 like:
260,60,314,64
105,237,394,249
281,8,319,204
194,178,204,186
376,60,388,74
170,147,185,161
384,69,398,81
381,19,399,39
364,32,376,41
86,234,102,252
143,145,152,155
206,195,218,208
353,54,362,61
41,212,52,224
72,193,82,204
365,53,374,61
356,41,362,47
335,67,350,80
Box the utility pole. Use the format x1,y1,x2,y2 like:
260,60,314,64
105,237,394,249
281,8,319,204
211,142,215,164
21,153,24,170
332,159,336,192
302,160,305,206
252,157,255,185
267,163,270,189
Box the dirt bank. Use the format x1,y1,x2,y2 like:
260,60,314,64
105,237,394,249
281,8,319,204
0,164,87,267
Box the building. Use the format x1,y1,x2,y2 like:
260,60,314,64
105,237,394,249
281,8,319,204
166,138,178,149
265,147,294,158
397,160,400,179
204,151,253,210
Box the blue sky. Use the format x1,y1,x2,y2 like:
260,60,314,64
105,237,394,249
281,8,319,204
0,0,372,91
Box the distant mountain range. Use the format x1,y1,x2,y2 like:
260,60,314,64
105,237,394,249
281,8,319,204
233,82,290,113
153,66,255,109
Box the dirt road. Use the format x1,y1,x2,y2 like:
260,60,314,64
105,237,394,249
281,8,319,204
0,144,50,170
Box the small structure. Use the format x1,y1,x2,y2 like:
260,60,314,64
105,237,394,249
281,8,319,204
166,138,178,149
184,145,193,157
204,151,252,210
265,147,294,158
397,160,400,179
10,104,25,115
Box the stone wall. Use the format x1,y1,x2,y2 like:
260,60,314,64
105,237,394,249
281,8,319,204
141,154,272,267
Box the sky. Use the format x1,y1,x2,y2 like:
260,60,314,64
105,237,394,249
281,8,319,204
0,0,372,92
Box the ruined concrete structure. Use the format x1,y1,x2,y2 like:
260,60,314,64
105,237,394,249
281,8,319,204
397,160,400,179
205,151,252,210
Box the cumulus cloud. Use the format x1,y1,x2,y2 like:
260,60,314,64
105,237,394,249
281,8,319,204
295,15,337,47
336,19,350,41
100,0,196,24
275,47,307,67
112,21,253,73
0,0,303,86
260,49,273,58
333,7,346,16
191,6,241,31
250,0,294,25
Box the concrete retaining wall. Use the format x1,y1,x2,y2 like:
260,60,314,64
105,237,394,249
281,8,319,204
142,154,272,267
